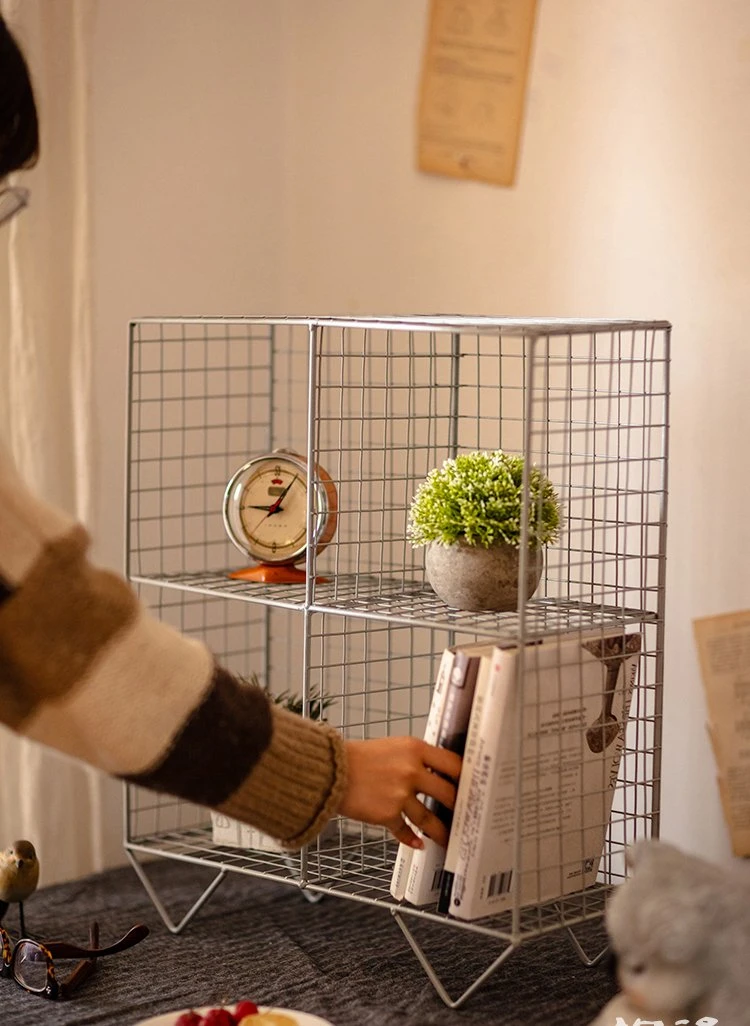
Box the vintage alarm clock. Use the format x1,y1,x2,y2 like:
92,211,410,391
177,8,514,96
223,448,338,583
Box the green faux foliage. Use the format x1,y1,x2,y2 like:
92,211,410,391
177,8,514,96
271,689,335,719
408,450,562,550
240,672,334,720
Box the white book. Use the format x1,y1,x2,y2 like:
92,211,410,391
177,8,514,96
211,813,338,851
403,642,495,907
211,813,287,851
449,630,641,921
389,647,455,900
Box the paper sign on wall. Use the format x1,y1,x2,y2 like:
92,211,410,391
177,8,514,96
417,0,538,187
693,610,750,857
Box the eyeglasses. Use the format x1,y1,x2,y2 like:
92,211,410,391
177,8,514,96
0,920,149,999
0,185,30,227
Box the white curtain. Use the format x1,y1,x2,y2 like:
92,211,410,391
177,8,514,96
0,0,124,886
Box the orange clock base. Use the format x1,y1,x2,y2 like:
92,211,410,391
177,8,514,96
228,564,330,584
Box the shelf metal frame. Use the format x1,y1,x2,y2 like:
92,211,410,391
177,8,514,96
124,315,669,1006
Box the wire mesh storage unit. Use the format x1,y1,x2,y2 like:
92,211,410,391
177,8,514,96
124,315,669,1007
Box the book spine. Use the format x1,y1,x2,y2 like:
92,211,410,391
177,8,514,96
449,649,517,921
404,649,482,907
437,652,495,913
389,647,455,900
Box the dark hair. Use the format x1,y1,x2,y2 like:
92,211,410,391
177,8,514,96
0,14,39,178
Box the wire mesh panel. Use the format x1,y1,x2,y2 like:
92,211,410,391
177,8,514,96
309,321,667,633
124,316,669,979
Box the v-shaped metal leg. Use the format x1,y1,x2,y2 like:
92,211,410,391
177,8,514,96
566,924,609,968
125,849,229,935
391,909,517,1009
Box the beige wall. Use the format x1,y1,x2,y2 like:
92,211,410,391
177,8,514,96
90,0,288,570
90,0,750,863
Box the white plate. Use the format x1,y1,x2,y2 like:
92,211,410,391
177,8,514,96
134,1008,334,1026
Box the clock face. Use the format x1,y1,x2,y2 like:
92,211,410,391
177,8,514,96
223,451,337,566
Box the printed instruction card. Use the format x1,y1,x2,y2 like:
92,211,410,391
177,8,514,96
417,0,538,186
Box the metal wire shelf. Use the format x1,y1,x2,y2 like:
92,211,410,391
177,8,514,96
125,314,669,1007
125,824,609,942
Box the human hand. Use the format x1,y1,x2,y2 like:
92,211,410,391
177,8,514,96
338,737,462,849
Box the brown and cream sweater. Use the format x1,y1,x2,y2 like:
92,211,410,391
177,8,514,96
0,442,347,848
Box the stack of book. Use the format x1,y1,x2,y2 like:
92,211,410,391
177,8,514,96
390,628,642,920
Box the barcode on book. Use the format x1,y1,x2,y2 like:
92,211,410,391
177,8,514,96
487,869,513,898
431,868,443,892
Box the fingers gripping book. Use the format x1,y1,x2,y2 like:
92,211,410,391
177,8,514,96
393,642,495,906
389,647,455,901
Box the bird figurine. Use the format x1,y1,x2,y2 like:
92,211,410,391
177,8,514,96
0,840,39,937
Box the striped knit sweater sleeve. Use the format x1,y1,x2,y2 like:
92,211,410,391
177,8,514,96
0,442,347,849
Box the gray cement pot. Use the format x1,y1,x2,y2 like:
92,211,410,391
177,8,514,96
424,539,543,612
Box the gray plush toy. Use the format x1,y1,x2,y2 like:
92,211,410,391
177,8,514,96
589,839,750,1025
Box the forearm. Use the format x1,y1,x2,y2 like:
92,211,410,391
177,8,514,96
0,448,346,846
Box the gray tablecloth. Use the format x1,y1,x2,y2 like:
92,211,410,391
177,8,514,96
0,858,617,1026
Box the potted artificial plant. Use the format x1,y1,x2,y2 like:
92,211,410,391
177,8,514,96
408,449,561,612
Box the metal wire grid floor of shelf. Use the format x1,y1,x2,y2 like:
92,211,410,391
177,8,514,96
125,825,609,941
129,570,657,638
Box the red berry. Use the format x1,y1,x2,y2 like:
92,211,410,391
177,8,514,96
202,1010,235,1026
202,1009,234,1026
175,1013,203,1026
234,1001,260,1019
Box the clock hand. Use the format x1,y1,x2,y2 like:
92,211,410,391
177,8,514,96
251,474,302,531
255,482,297,527
241,504,274,511
267,474,300,515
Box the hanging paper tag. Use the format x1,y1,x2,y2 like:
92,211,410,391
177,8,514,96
417,0,538,187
